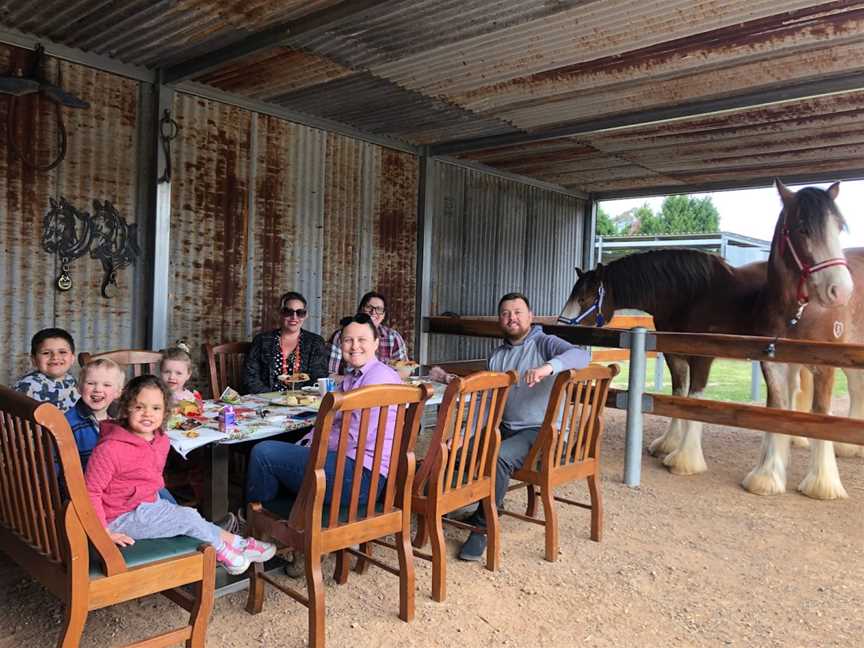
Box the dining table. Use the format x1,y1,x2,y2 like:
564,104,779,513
166,380,446,522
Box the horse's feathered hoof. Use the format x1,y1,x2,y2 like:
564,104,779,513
662,448,707,475
648,435,676,457
798,474,849,500
741,468,786,495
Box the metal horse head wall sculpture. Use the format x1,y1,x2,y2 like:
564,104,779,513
42,197,140,298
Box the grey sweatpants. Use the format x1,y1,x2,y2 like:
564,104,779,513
108,497,222,546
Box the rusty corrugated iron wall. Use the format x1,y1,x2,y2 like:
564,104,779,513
0,44,146,385
169,93,419,381
428,161,587,363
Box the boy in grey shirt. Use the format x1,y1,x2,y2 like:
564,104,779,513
460,292,590,561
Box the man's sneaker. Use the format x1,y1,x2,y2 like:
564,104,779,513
458,532,487,562
283,552,305,578
215,542,250,575
216,512,240,534
242,537,276,563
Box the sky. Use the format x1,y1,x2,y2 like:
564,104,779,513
600,179,864,248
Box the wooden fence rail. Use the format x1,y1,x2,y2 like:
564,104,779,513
425,316,864,486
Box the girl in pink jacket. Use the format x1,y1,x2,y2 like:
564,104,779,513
85,374,274,575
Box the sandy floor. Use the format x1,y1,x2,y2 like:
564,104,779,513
1,407,862,648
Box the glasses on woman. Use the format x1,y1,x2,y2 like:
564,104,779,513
362,305,385,315
281,308,308,318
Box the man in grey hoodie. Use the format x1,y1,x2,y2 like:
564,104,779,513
459,292,591,561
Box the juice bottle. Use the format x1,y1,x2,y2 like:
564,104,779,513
219,405,237,434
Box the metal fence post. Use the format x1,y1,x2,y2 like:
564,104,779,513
750,360,761,402
654,352,664,391
624,327,647,487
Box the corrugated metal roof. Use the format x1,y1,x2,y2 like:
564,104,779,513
3,0,864,195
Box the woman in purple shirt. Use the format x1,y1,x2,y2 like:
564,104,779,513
245,313,402,511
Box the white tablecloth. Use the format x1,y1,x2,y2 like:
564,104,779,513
167,382,445,458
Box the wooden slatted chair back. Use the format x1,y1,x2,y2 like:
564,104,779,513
0,386,216,646
204,341,251,398
291,383,432,536
78,349,162,379
527,365,617,471
503,364,619,561
0,386,126,581
417,370,518,497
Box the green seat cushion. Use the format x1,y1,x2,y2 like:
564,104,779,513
89,535,203,578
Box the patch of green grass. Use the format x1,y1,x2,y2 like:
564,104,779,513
611,357,849,403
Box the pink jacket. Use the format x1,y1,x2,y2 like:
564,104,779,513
84,420,169,527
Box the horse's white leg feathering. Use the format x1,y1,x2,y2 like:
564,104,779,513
798,439,848,499
742,432,791,495
662,392,707,475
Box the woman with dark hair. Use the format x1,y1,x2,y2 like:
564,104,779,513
327,290,408,374
243,291,328,393
246,313,402,511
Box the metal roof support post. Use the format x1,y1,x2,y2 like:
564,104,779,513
585,199,598,269
624,326,647,487
415,149,435,368
149,82,174,350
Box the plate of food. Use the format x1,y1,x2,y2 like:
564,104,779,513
175,399,203,417
269,393,322,409
390,359,420,379
278,372,310,384
169,417,202,432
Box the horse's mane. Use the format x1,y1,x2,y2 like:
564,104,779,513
789,187,847,233
603,249,724,305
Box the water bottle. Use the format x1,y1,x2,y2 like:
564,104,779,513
219,405,237,434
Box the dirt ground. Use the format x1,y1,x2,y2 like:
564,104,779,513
1,405,862,648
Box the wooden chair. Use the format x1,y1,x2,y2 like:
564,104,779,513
405,370,517,602
0,386,215,647
244,382,433,648
204,341,251,399
78,349,162,377
502,364,619,561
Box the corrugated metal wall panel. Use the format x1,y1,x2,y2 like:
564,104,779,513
0,45,59,383
428,161,586,363
54,59,145,362
170,93,419,375
0,44,145,385
374,147,418,352
169,94,252,372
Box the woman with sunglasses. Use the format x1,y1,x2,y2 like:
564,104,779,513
243,291,328,393
327,291,408,374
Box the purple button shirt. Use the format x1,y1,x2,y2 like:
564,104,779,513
328,358,403,477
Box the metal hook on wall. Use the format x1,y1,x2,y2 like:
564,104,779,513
157,109,179,183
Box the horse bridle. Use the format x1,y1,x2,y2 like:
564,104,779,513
557,283,606,326
777,213,848,325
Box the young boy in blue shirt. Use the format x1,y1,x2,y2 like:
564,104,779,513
65,358,124,470
14,327,79,412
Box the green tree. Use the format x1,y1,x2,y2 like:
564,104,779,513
596,206,617,236
657,195,720,234
633,203,662,235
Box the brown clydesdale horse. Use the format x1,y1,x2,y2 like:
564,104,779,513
559,180,862,499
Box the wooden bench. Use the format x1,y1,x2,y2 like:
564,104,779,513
0,386,215,648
